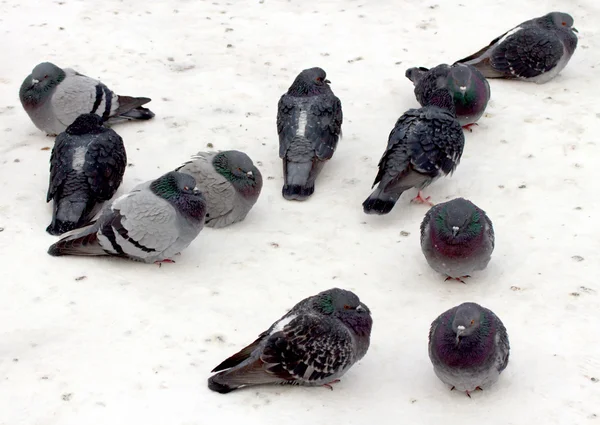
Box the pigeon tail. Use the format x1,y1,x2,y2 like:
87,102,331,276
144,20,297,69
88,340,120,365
454,48,505,79
405,66,429,84
46,196,99,236
208,362,281,394
47,222,107,257
362,185,403,215
208,372,241,394
282,159,324,201
114,96,155,121
47,219,78,236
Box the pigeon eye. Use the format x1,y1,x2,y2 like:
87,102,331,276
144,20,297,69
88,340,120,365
316,77,322,82
343,305,351,310
562,22,566,26
470,319,475,325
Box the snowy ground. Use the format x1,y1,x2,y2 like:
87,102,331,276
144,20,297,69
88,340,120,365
1,0,599,424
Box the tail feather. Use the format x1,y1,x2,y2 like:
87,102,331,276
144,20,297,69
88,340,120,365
362,185,404,215
282,159,325,201
454,45,506,78
47,222,107,257
207,362,282,394
46,197,100,236
405,66,429,84
114,96,155,120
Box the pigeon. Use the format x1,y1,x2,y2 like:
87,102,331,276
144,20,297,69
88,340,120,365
454,12,578,84
277,67,343,201
420,198,494,283
19,62,155,136
46,113,127,236
362,89,465,215
175,150,263,228
428,302,510,397
405,63,490,131
47,171,206,264
208,287,372,394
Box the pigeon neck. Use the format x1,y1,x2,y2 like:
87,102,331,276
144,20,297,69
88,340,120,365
287,81,326,97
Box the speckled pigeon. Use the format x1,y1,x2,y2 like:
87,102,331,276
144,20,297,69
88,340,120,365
428,302,510,397
454,12,578,83
405,63,490,130
208,287,372,394
362,90,465,215
277,67,343,201
19,62,155,136
420,198,494,283
175,150,263,228
46,113,127,236
47,171,206,264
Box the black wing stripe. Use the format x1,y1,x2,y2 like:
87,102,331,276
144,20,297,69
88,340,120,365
101,85,112,122
90,84,103,114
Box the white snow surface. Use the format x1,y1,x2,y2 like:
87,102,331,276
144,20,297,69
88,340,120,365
1,1,599,424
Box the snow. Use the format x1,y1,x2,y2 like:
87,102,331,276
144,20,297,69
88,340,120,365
0,0,599,424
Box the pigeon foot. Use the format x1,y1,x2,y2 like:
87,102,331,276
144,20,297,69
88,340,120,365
322,379,341,391
410,191,434,206
445,275,471,284
462,123,479,133
155,259,176,267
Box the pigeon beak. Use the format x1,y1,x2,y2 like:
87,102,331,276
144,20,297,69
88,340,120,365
452,226,459,237
31,78,40,84
356,304,366,313
456,325,465,344
459,86,467,93
572,27,578,33
325,79,331,84
246,171,254,178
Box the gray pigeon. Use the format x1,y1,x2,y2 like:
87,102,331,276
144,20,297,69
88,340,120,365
175,150,263,228
208,287,372,394
19,62,155,136
428,302,510,397
362,89,465,215
420,198,494,283
277,67,343,201
46,113,127,236
47,171,206,264
455,12,578,83
405,63,490,130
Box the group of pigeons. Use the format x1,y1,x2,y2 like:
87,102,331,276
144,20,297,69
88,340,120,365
16,12,577,396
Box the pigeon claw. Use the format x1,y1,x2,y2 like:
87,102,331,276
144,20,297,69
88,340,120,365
462,123,479,133
322,379,341,391
154,259,176,267
410,191,434,206
445,275,471,284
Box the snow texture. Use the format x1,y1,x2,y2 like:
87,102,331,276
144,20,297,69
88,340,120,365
0,1,599,425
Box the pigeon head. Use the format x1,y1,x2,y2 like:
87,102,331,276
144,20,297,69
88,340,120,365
424,89,456,114
447,65,477,102
432,198,484,245
212,150,263,195
150,171,207,221
452,302,483,343
19,62,66,106
287,67,331,96
447,64,489,118
544,12,577,32
65,113,105,136
312,288,372,336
